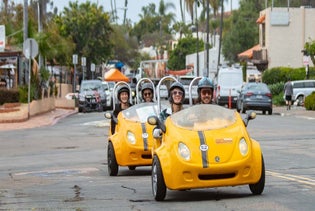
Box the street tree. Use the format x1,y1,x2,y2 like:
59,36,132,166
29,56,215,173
168,36,204,70
55,1,113,77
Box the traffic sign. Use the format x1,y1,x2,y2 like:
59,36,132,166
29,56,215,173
23,38,38,59
303,55,310,66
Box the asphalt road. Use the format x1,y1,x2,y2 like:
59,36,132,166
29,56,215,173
0,110,314,210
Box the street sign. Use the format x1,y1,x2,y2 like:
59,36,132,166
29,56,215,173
23,38,38,59
303,55,310,66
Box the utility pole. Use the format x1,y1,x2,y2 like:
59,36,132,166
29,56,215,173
23,0,28,42
206,0,209,77
195,0,199,76
217,0,224,73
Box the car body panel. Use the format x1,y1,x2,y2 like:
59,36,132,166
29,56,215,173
153,104,263,190
108,102,165,167
291,80,315,105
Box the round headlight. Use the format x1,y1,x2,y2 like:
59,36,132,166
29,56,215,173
178,142,191,161
239,138,248,156
127,131,136,144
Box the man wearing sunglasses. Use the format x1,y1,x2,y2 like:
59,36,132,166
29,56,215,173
141,82,154,103
196,77,214,104
160,81,185,121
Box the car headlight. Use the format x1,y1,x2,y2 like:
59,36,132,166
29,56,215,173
178,142,190,161
127,131,136,144
239,138,248,156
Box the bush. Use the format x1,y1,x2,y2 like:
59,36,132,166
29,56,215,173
0,89,19,105
18,84,36,103
262,67,308,85
304,91,315,110
268,82,284,96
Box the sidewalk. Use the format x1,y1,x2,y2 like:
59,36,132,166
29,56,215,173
272,105,315,118
0,108,78,131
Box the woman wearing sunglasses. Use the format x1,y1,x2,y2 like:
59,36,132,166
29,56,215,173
196,77,214,104
160,81,185,121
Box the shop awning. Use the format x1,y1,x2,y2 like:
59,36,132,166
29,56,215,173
238,44,261,60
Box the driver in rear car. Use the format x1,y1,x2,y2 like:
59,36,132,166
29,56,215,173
160,81,185,122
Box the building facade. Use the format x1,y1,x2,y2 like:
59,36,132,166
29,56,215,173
254,6,315,70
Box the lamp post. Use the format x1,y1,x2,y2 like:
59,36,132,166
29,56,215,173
81,57,86,80
72,54,78,93
91,63,95,80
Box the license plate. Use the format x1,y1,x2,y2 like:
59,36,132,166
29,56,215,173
91,99,96,103
256,95,262,99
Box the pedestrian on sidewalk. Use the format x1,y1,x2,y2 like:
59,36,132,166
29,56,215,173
284,78,293,110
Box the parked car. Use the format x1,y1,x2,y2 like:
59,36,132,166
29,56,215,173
291,80,315,106
78,80,107,112
236,82,272,115
215,66,243,108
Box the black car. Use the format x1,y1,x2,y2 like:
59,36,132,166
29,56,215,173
78,80,107,112
236,82,272,115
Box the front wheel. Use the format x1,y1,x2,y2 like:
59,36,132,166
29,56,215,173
108,142,119,176
249,155,265,195
152,156,166,201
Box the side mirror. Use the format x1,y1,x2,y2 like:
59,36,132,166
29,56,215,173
104,111,112,119
147,115,166,133
248,111,256,120
243,111,256,127
147,116,158,125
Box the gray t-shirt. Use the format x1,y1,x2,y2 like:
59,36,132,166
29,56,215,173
284,81,293,96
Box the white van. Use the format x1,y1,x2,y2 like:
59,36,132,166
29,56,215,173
215,66,243,108
291,80,315,105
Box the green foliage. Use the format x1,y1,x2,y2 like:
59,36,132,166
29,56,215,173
304,92,315,110
0,89,19,105
167,36,204,70
268,82,285,106
262,67,307,84
222,1,261,63
18,84,36,103
304,38,315,67
55,1,113,66
18,85,29,103
268,82,284,95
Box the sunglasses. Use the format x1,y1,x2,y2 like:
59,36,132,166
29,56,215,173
172,91,183,96
143,92,152,97
201,89,212,95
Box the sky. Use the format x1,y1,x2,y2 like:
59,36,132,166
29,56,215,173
13,0,240,25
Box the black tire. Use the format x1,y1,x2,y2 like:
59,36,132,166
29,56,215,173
268,109,272,115
128,166,136,170
241,102,246,114
152,156,166,201
108,142,119,176
78,107,83,113
262,110,266,115
249,155,265,195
